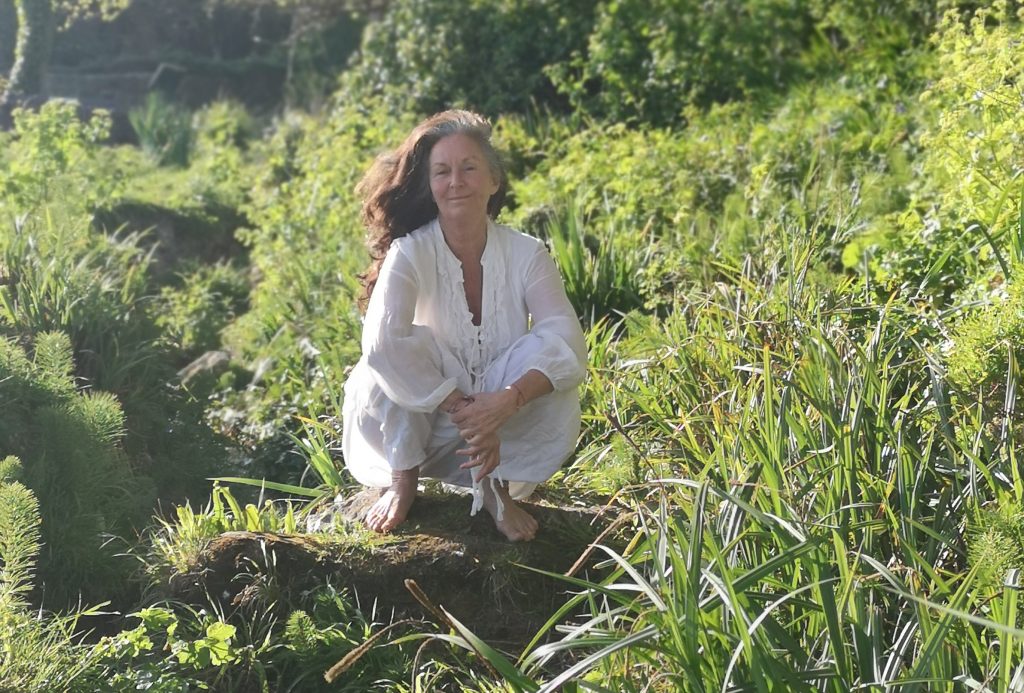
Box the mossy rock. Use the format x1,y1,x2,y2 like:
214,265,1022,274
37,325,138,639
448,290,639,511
167,490,620,646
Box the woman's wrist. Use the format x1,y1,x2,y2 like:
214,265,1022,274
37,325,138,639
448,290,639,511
503,382,526,411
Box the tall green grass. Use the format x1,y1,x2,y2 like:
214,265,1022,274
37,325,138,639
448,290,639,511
398,226,1024,689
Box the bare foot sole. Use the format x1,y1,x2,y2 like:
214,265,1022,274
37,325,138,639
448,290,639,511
365,468,419,533
483,481,538,542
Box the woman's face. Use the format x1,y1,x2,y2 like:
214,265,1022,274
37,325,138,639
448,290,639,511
428,133,499,229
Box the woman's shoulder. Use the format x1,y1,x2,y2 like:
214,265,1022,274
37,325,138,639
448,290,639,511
390,219,440,257
490,221,545,257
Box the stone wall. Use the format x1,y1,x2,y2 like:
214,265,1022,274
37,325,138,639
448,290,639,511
2,0,364,120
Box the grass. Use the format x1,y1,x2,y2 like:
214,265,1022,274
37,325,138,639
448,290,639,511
393,223,1024,689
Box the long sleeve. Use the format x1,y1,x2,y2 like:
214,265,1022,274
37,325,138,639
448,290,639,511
521,246,588,391
362,243,458,412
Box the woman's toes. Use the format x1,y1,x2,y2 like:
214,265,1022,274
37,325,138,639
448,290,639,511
364,480,417,534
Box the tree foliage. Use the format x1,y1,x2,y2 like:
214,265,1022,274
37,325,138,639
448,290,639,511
338,0,596,117
1,0,130,109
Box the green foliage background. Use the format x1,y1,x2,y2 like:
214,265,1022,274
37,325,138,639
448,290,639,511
3,0,1024,689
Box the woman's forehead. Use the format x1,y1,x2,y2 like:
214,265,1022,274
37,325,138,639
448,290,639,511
430,133,485,163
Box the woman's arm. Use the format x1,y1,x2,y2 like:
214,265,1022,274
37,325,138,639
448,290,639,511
363,244,461,412
449,367,552,442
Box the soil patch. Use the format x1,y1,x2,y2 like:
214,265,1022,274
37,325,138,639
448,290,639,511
168,489,620,648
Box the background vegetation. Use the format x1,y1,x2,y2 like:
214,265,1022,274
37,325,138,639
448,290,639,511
2,0,1024,689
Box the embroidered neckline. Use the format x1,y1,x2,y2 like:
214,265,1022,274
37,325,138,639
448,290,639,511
431,219,511,392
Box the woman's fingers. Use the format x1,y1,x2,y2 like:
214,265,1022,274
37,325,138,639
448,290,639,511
474,458,498,481
457,443,498,462
449,391,515,438
457,433,500,480
459,452,499,480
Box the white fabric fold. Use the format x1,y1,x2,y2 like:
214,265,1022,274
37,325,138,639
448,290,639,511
469,469,505,522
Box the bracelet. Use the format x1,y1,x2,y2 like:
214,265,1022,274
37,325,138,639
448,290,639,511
504,383,526,410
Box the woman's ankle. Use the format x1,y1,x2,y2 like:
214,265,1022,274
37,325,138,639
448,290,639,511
390,466,420,485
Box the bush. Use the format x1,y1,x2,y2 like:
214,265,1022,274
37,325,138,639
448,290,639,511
547,0,811,125
504,116,747,236
155,261,250,359
0,101,123,216
0,456,107,691
945,274,1024,412
854,3,1024,301
0,334,152,604
807,0,960,62
968,500,1024,592
188,99,260,209
129,92,193,167
339,0,596,117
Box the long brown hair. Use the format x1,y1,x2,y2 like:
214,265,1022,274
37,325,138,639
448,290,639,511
356,110,508,309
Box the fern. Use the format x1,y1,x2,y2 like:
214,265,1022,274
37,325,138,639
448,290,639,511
0,460,104,692
29,331,76,399
0,467,42,612
0,455,22,483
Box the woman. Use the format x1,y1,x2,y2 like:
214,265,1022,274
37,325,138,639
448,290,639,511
342,110,586,542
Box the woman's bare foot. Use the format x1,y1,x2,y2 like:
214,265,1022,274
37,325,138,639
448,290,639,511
365,467,419,533
482,480,538,541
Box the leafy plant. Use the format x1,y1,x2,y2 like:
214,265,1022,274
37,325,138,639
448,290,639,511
0,100,123,215
541,204,650,326
0,456,107,692
129,92,193,167
547,0,811,124
155,260,249,359
338,0,596,117
147,484,299,577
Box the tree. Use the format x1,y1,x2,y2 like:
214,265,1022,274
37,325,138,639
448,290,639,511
1,0,129,112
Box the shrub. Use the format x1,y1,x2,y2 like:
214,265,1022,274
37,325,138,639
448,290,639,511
129,92,193,167
0,456,106,691
547,0,811,125
919,2,1024,264
155,261,250,359
807,0,959,59
969,500,1024,592
503,105,752,247
187,99,260,209
207,102,409,467
0,334,152,604
854,3,1024,300
338,0,596,117
945,274,1024,418
0,100,123,216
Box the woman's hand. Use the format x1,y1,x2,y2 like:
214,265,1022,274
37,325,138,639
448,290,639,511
450,389,518,442
458,432,501,481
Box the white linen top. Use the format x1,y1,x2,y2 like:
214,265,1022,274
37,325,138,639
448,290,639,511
361,217,587,408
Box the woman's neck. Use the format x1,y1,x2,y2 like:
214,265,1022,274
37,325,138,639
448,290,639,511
439,216,488,263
